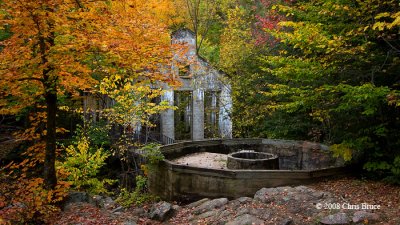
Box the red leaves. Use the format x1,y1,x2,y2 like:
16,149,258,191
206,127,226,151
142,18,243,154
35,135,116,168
0,175,69,224
310,177,400,225
55,203,124,225
253,0,289,46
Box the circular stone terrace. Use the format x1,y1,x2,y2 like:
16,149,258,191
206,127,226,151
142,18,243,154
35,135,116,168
148,139,346,201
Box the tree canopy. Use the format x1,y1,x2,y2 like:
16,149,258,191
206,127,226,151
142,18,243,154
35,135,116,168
173,0,400,181
0,0,178,188
1,1,400,222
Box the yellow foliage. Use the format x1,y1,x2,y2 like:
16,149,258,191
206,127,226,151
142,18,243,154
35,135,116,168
57,136,115,194
100,75,176,131
331,144,353,161
373,11,400,30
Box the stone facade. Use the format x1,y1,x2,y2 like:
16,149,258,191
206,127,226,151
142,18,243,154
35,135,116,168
82,29,232,143
160,29,233,142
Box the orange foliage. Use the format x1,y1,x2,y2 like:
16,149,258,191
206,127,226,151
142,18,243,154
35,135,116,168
0,0,180,113
0,0,181,222
0,173,71,224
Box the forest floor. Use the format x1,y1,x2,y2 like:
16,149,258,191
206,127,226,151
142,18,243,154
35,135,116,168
308,177,400,225
54,176,400,225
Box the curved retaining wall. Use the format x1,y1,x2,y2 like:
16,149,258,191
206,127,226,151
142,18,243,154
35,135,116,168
148,139,346,200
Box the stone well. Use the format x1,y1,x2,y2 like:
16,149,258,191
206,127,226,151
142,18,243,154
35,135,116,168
148,139,346,200
227,151,279,170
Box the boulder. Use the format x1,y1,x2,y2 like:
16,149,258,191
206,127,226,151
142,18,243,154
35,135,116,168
89,195,104,208
111,206,124,213
63,191,89,210
225,214,264,225
193,198,228,215
103,196,117,210
149,201,174,221
121,221,137,225
195,209,222,220
253,188,277,203
352,211,379,223
320,212,350,225
185,198,210,208
65,191,89,204
235,197,253,203
280,218,294,225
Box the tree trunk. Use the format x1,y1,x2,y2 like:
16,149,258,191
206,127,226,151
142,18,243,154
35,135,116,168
37,15,57,189
43,90,57,189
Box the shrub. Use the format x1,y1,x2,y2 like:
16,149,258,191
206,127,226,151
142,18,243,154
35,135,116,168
140,143,164,168
57,136,115,195
116,143,165,208
116,175,159,208
364,156,400,184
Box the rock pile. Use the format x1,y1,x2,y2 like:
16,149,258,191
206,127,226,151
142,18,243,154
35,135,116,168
62,186,382,224
168,186,380,224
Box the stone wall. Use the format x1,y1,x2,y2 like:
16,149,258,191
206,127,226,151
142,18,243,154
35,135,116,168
148,139,347,200
160,29,233,141
192,89,204,140
161,89,175,140
260,139,344,170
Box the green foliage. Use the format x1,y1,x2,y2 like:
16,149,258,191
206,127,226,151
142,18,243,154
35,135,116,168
57,136,116,195
114,143,164,207
255,0,400,180
115,143,164,207
219,6,254,74
0,24,11,42
331,143,355,162
364,156,400,184
116,175,159,207
0,2,11,47
75,121,111,147
99,74,174,129
140,143,165,165
199,0,400,182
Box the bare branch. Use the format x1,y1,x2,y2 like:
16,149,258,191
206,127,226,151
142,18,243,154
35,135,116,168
75,0,85,9
382,37,400,54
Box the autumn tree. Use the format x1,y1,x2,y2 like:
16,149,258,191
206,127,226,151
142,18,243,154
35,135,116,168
0,0,178,189
257,0,400,180
181,0,218,53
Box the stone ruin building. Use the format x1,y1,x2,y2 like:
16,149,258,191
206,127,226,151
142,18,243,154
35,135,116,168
159,29,232,143
82,29,232,144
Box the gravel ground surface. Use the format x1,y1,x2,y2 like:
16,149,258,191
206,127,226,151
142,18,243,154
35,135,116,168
172,152,228,169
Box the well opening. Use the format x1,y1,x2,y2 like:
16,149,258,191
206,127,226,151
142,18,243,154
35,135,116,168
227,150,279,170
231,151,273,159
